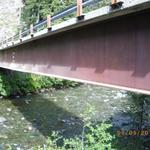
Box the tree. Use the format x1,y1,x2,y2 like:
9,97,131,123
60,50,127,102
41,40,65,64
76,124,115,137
21,0,75,26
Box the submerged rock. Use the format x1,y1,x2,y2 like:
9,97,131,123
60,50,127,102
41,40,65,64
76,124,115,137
0,135,8,139
0,117,7,123
7,108,12,112
16,147,22,150
24,130,27,133
21,117,25,120
27,93,32,96
104,99,110,102
114,92,126,99
40,89,45,93
16,95,20,99
28,126,32,131
112,115,132,129
65,97,69,101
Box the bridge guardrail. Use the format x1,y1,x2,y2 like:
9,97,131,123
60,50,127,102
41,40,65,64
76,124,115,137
31,0,104,33
0,0,124,49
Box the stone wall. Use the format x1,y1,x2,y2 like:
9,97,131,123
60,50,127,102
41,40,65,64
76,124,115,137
0,0,23,41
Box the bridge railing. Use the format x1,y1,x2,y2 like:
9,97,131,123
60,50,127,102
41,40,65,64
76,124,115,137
30,0,108,32
0,0,122,49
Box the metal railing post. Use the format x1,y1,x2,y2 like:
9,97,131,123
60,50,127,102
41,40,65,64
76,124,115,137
6,39,8,46
47,15,52,31
19,29,22,42
111,0,117,4
77,0,84,20
11,36,14,45
30,24,34,37
0,42,2,49
110,0,123,9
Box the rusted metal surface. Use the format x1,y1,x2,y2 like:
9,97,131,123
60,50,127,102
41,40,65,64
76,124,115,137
0,9,150,94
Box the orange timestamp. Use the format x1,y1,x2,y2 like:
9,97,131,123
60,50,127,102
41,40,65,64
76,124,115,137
117,130,149,137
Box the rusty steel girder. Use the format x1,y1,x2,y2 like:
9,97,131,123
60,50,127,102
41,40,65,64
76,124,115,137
0,9,150,94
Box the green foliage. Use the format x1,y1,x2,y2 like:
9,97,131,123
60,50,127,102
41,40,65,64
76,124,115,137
84,123,113,150
0,71,78,97
83,0,110,13
21,0,110,27
34,122,114,150
21,0,39,26
31,98,115,150
99,0,110,7
21,0,75,26
0,74,8,96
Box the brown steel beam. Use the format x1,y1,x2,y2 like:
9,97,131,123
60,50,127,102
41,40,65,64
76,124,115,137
0,10,150,94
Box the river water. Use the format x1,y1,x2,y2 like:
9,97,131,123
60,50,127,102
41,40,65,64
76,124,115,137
0,84,150,149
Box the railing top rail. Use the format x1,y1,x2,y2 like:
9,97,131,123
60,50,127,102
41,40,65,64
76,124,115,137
33,0,101,30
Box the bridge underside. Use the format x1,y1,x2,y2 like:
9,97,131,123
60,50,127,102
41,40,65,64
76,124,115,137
0,9,150,94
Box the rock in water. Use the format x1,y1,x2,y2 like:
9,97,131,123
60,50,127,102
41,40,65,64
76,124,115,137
7,108,12,112
0,117,7,123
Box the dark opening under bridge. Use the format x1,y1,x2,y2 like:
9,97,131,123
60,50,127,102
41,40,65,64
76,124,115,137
0,0,150,94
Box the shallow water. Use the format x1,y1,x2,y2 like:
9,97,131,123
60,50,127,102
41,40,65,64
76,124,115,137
0,84,150,149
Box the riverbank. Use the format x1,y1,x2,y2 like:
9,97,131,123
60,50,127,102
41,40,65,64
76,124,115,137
0,69,79,98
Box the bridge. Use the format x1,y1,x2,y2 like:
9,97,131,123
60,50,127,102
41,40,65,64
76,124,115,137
0,0,150,94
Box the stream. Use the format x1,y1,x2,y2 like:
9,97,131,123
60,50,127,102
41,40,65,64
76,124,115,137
0,84,150,150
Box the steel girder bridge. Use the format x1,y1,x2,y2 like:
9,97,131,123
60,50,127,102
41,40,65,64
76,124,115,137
0,0,150,94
